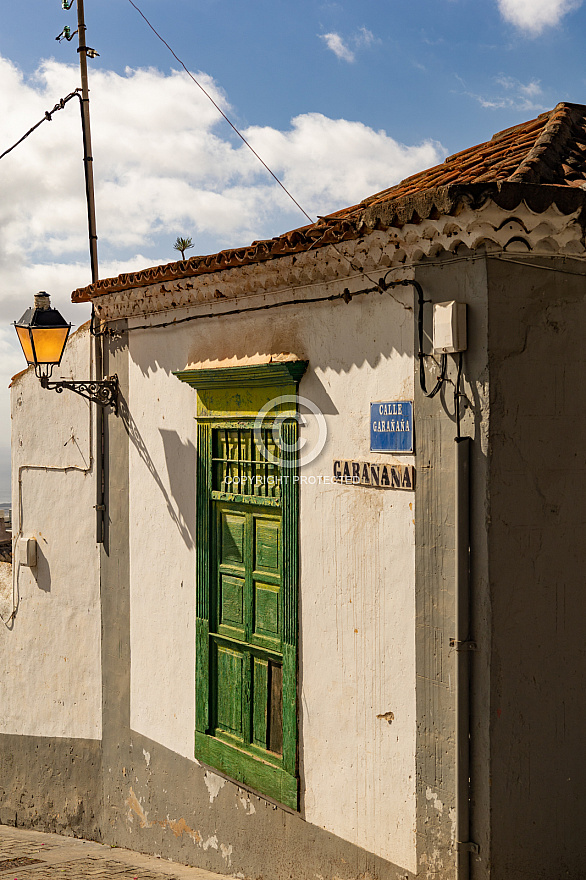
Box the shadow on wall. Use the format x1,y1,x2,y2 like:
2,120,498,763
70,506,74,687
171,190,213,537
119,395,195,550
159,429,196,539
128,294,414,379
34,541,51,593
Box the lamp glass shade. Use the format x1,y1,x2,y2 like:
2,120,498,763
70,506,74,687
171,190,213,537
14,294,71,369
29,325,71,365
15,325,35,365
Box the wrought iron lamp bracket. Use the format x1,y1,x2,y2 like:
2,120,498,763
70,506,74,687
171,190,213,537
39,374,119,414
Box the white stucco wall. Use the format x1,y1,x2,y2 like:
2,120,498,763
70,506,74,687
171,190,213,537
128,332,197,760
299,294,416,871
0,325,102,740
127,282,416,871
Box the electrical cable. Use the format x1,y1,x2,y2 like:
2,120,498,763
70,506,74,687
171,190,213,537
122,0,397,299
98,273,425,337
0,90,82,162
385,275,447,398
2,352,95,629
0,3,392,309
107,280,384,333
0,47,390,345
0,91,111,350
403,251,586,277
407,276,447,398
454,351,463,439
492,254,586,276
126,0,313,226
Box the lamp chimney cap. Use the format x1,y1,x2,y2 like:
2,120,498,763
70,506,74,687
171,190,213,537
34,292,51,310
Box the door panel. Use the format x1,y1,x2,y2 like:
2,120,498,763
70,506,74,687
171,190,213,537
268,662,283,755
255,519,280,571
211,500,283,761
252,657,269,748
220,574,244,632
221,512,245,565
254,582,280,637
215,644,244,738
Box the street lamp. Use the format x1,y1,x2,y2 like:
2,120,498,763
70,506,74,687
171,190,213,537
14,292,118,412
15,292,70,378
8,0,111,545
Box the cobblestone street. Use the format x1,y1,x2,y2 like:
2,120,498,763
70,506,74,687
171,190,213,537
0,827,225,880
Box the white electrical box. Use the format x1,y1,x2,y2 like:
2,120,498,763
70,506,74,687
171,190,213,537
19,537,37,568
433,301,467,353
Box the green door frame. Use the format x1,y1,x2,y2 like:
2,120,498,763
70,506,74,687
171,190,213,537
175,361,308,809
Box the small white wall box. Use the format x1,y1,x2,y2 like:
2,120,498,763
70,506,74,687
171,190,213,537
433,301,467,353
19,537,37,568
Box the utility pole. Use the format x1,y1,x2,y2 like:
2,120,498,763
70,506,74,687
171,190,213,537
59,0,100,281
74,0,99,284
61,0,105,544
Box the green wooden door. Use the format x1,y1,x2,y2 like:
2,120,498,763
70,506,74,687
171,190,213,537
175,361,307,810
212,502,284,757
194,419,298,807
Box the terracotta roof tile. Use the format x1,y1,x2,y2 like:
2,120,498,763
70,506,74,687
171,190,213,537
72,101,586,303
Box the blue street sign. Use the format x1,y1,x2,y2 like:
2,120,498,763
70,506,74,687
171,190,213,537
370,401,413,453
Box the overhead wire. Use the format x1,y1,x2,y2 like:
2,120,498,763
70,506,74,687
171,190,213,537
0,2,397,304
0,3,445,317
100,273,421,336
107,280,384,334
0,90,82,162
126,0,313,225
124,0,392,298
454,352,464,439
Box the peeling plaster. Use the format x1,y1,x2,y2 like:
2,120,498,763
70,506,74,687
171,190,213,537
220,843,233,863
449,807,457,845
125,786,232,862
238,793,256,815
168,817,202,845
126,786,149,828
0,561,12,622
425,787,444,813
419,847,444,875
143,749,151,767
204,770,226,803
332,873,379,880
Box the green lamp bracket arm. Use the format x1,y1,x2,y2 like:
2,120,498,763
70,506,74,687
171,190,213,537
39,374,119,414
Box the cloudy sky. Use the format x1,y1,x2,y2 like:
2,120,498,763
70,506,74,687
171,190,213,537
0,0,585,499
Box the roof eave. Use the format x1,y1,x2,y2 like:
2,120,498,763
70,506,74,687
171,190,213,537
71,180,586,305
362,180,586,229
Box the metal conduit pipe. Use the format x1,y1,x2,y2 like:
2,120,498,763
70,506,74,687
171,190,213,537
455,435,475,879
389,276,475,874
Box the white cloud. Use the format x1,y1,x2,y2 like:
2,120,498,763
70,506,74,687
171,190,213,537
497,0,582,35
0,53,445,465
356,27,377,48
243,114,443,212
320,32,355,62
463,75,547,112
320,26,380,62
0,54,444,283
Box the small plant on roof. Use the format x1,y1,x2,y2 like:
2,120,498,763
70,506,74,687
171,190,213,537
173,236,195,260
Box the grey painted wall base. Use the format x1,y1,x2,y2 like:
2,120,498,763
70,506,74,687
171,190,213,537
0,734,102,840
100,730,415,880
